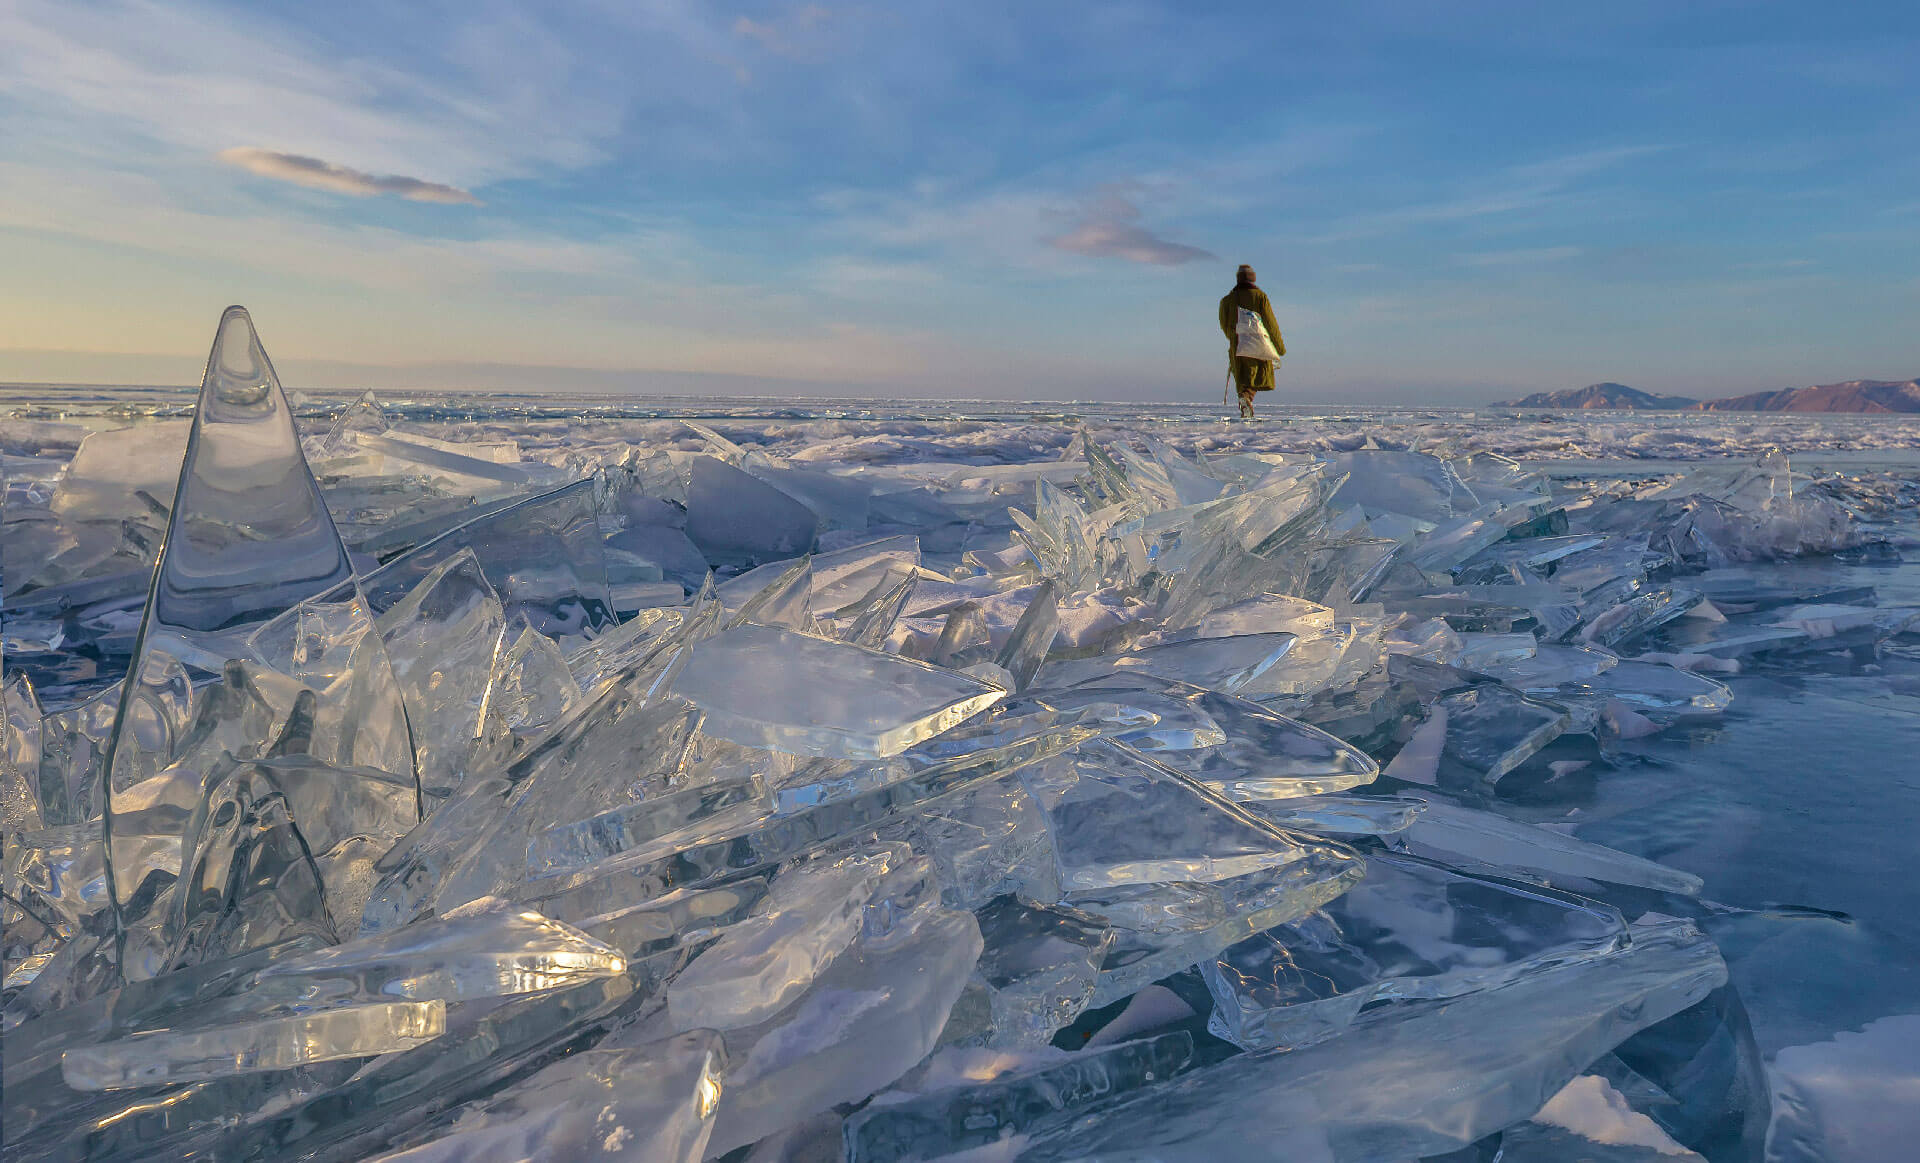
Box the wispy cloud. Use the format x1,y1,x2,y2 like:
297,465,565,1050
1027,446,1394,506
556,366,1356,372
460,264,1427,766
1047,192,1214,266
1457,246,1582,267
217,148,479,204
734,5,834,61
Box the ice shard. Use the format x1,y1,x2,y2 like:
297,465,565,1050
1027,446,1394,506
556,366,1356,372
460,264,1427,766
845,1032,1198,1162
1033,740,1358,890
371,1030,725,1163
251,902,626,1003
969,894,1113,1047
376,548,507,799
1029,673,1378,798
360,479,616,648
665,847,890,1031
669,623,1004,759
61,999,445,1089
1011,918,1725,1161
701,904,983,1157
1202,854,1629,1051
100,307,358,979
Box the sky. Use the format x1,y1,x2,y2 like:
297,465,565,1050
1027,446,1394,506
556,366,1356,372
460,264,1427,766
1,1,1917,404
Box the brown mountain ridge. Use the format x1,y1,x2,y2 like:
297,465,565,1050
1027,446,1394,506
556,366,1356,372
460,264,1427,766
1496,378,1920,413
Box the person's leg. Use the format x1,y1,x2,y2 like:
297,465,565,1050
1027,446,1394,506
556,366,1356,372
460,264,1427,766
1237,387,1256,419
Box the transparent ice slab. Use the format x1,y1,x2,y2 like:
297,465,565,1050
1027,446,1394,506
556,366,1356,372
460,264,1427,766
369,1030,725,1163
844,1031,1198,1162
685,454,818,566
250,903,626,1003
215,971,637,1159
1434,684,1570,781
970,895,1113,1047
1402,798,1704,895
61,999,445,1089
703,905,983,1157
668,623,1004,759
1072,852,1366,1008
1033,740,1358,890
1011,917,1726,1161
1027,674,1378,799
1202,853,1629,1051
359,479,616,648
376,548,507,799
665,847,890,1031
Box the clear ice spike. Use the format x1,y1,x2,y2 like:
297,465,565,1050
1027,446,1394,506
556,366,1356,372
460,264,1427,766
101,307,356,975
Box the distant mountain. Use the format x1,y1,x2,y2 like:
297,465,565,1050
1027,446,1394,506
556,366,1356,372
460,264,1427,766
1493,383,1698,410
1691,378,1920,413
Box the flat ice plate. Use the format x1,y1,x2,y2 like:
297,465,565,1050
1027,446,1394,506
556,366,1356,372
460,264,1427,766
670,622,1005,759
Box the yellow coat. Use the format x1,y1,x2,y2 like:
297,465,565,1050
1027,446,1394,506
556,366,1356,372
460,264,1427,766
1218,285,1285,392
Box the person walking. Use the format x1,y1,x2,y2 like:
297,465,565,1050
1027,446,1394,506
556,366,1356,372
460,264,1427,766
1218,264,1284,420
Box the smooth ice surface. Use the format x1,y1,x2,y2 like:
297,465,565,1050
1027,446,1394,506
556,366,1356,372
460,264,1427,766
669,623,1005,758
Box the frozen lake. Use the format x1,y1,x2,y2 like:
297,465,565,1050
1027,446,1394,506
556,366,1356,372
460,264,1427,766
5,371,1920,1160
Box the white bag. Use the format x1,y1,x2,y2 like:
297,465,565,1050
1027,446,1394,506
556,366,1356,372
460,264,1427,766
1234,307,1282,362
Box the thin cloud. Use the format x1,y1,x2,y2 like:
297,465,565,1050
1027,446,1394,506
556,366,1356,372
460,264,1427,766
1048,193,1214,266
1457,246,1582,267
218,147,480,204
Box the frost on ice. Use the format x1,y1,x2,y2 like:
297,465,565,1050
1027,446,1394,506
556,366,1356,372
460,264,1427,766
1,308,1916,1159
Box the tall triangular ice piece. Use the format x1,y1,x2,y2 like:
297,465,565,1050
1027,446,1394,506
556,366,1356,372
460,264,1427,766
102,307,356,979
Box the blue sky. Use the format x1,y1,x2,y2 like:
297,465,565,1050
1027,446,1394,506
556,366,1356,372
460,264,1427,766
1,1,1916,403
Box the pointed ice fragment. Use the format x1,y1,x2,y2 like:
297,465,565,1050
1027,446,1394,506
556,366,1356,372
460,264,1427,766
3,668,45,834
145,307,354,653
377,548,508,799
360,479,616,648
101,308,358,975
994,576,1059,690
842,569,917,649
669,623,1004,759
724,552,816,632
1402,798,1704,894
484,622,582,741
1036,740,1359,890
169,756,415,966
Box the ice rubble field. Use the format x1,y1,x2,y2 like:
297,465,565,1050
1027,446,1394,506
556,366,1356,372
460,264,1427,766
4,311,1920,1162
